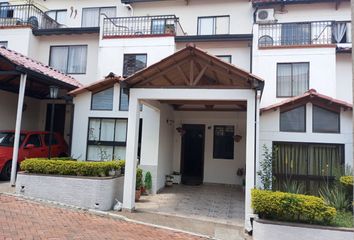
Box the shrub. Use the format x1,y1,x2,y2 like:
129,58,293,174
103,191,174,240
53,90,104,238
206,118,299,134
252,189,336,225
20,159,121,177
144,171,152,191
136,168,143,190
340,176,353,187
319,185,351,211
282,180,304,194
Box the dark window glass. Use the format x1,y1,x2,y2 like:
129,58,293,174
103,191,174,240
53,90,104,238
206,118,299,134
119,87,129,111
91,87,114,110
0,132,25,147
213,125,234,159
26,135,41,147
273,142,344,195
123,54,147,77
280,106,306,132
281,23,311,45
0,41,8,48
44,134,58,146
277,63,309,97
313,106,340,133
216,55,232,63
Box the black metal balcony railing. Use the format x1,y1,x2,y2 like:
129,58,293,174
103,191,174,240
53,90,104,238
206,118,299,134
102,15,185,38
0,4,60,29
258,21,352,48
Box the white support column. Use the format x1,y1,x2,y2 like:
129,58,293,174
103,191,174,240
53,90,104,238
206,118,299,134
10,74,27,186
245,94,256,231
122,95,140,211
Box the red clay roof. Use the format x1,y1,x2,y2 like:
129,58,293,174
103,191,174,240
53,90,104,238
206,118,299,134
0,46,82,88
69,73,123,96
261,89,353,113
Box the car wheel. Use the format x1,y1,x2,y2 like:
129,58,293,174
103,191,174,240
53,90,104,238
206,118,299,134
0,161,12,181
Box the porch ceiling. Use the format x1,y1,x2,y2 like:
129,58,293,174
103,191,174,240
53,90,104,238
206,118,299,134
159,100,247,111
123,45,264,90
0,47,82,99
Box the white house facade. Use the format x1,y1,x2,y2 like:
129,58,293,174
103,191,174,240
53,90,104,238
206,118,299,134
0,0,352,230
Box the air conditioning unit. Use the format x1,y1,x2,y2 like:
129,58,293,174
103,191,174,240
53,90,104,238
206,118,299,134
256,9,276,24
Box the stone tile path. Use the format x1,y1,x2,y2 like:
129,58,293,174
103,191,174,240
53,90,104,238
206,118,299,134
0,194,206,240
136,184,245,226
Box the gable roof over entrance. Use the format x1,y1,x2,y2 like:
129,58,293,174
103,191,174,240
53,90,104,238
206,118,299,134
123,45,264,90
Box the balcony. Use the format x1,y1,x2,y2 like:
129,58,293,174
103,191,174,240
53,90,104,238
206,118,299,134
0,4,60,29
252,0,349,7
102,15,185,38
258,21,352,48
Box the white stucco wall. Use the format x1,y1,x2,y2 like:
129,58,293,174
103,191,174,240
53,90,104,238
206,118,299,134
259,103,353,174
0,28,33,55
98,36,175,79
172,111,247,186
132,0,253,35
336,54,352,103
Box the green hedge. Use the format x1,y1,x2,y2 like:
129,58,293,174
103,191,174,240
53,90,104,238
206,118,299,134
340,176,354,187
252,189,336,224
20,159,123,177
25,157,76,161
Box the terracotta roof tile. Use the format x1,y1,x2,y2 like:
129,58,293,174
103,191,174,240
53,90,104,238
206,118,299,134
0,46,82,88
261,89,353,113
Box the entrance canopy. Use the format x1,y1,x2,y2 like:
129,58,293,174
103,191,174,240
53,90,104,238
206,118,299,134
123,45,264,90
0,46,82,98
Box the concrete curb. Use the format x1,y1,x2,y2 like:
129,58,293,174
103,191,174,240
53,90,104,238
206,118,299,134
1,192,215,240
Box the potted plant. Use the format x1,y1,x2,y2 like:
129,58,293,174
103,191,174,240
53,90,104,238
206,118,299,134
165,174,174,187
135,168,143,201
144,171,152,194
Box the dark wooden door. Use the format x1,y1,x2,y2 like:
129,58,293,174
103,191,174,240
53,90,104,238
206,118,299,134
180,124,205,185
45,104,66,137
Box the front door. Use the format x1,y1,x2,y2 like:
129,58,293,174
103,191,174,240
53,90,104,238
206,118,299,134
180,124,205,185
45,104,66,137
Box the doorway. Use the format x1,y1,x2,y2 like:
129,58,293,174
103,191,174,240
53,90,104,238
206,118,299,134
180,124,205,185
45,104,66,137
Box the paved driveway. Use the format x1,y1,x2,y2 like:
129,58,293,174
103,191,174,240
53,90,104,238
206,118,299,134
0,194,206,240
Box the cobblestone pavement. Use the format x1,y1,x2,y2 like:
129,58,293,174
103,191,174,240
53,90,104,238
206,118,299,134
0,194,207,240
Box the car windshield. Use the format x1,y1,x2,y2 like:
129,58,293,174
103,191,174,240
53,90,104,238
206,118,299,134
0,132,26,147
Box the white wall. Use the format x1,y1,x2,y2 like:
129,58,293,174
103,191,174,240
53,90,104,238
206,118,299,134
173,111,247,185
259,103,353,176
98,36,175,79
0,28,33,55
176,41,251,71
132,0,253,35
336,54,352,103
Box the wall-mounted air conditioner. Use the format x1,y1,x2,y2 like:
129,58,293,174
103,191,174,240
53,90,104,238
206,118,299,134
256,9,276,24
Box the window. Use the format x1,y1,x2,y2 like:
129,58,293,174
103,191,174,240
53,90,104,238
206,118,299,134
280,105,306,132
119,87,129,111
0,41,7,48
273,142,344,195
87,118,128,161
216,55,232,63
44,134,58,146
26,135,41,147
123,54,147,77
82,7,116,27
197,16,230,35
91,87,114,110
313,105,340,133
49,45,87,74
277,63,309,97
46,10,67,25
281,23,311,45
213,125,234,159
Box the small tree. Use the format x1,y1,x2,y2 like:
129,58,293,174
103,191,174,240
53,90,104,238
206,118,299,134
257,145,275,190
144,171,152,192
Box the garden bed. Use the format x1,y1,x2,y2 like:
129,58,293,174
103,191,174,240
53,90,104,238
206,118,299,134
253,219,354,240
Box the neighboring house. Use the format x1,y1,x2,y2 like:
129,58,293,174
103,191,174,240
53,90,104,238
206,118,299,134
0,0,351,230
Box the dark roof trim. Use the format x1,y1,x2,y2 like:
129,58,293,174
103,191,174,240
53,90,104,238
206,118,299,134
252,0,349,7
32,27,100,36
175,34,253,43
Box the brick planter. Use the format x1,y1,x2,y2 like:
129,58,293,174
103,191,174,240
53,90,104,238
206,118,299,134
16,172,124,211
253,219,354,240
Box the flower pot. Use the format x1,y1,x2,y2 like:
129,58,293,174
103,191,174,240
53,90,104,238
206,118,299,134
135,189,141,201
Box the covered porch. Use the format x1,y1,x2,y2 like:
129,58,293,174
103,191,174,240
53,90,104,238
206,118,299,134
122,46,264,228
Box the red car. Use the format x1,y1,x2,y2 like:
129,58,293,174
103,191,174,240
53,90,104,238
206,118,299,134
0,131,68,180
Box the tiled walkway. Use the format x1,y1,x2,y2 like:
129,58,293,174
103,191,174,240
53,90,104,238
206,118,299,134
136,184,245,226
0,194,206,240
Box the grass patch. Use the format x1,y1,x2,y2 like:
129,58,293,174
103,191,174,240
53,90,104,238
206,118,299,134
331,211,354,228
